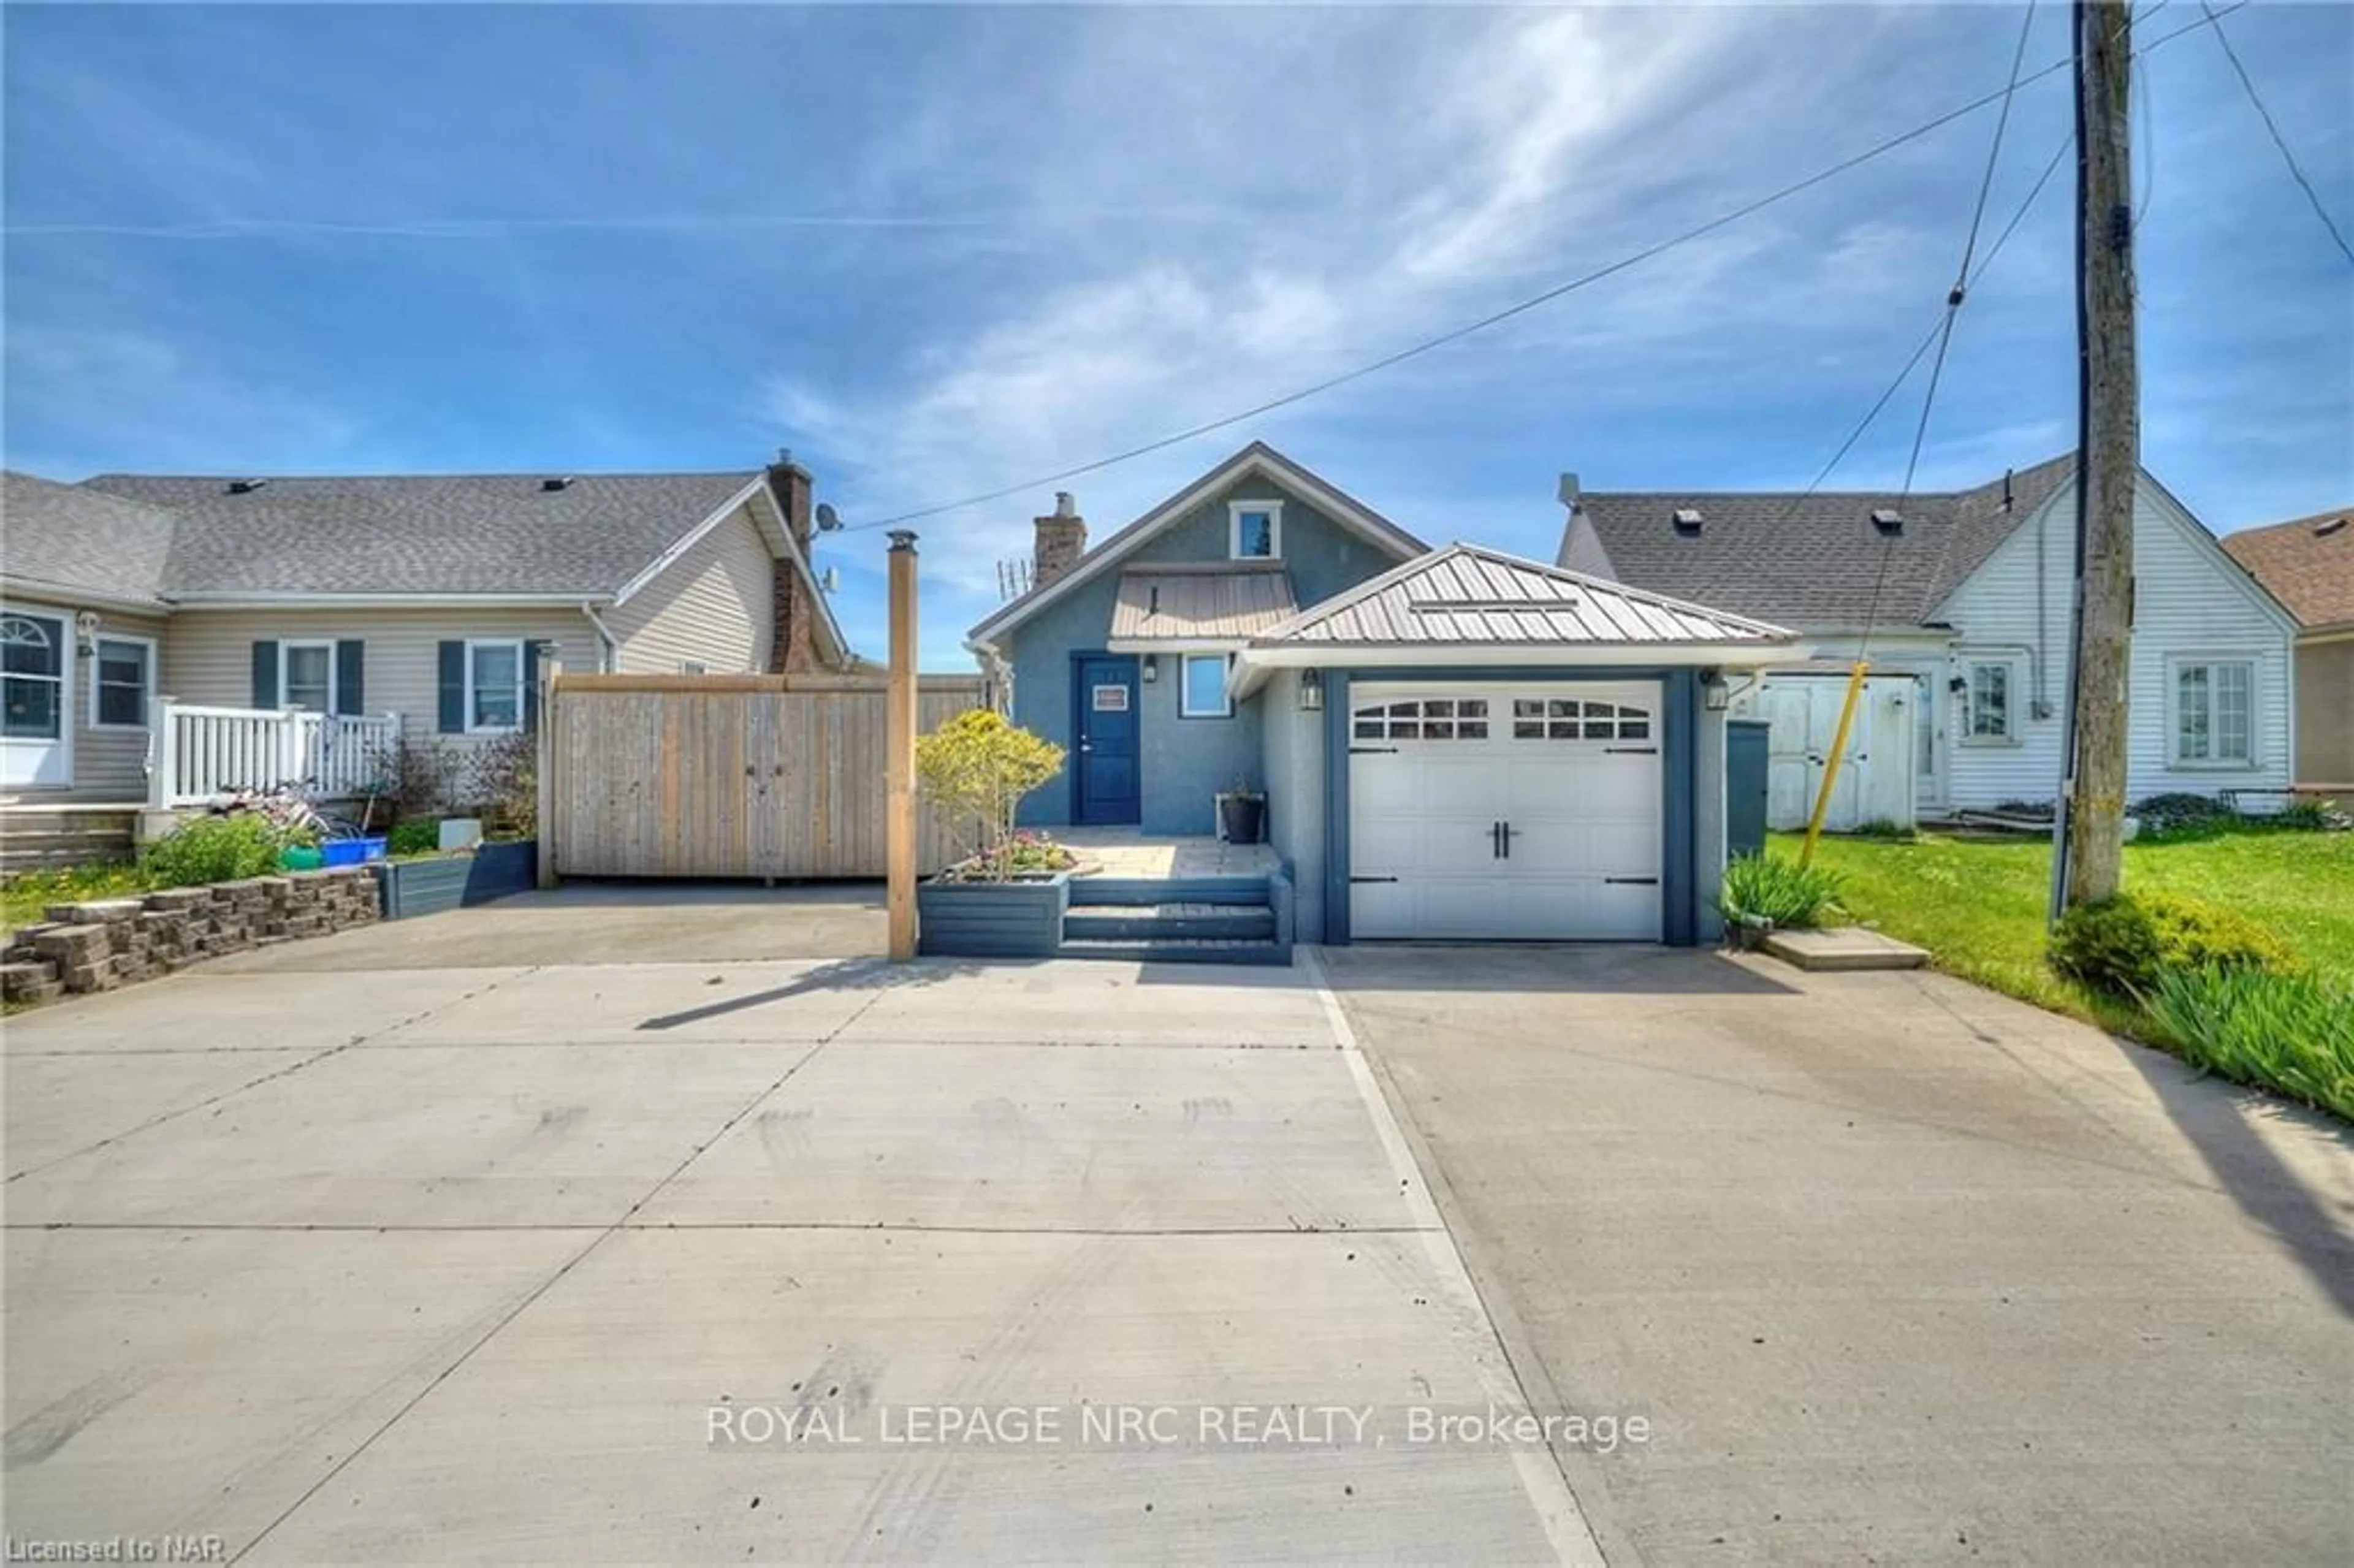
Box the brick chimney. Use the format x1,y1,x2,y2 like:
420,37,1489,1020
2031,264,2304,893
1033,492,1087,590
764,450,821,673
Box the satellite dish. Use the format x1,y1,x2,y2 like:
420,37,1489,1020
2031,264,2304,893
814,502,842,532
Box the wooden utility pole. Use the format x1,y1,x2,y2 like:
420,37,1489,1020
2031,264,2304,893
886,531,920,961
2055,0,2138,915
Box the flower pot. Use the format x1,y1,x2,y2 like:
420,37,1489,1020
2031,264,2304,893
1219,793,1266,845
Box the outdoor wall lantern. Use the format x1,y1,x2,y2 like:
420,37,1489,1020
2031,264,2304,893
1141,655,1159,683
1300,669,1325,710
1700,668,1728,711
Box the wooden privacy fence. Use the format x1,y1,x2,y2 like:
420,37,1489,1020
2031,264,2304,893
540,672,988,880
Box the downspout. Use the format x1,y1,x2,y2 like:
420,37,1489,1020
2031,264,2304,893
966,637,1015,713
579,601,620,674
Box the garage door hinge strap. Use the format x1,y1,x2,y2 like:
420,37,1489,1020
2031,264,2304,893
1604,876,1660,886
1349,875,1400,884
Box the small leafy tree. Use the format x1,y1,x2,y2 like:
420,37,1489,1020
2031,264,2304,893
915,710,1065,877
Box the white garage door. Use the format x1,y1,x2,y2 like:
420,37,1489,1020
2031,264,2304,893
1349,681,1664,941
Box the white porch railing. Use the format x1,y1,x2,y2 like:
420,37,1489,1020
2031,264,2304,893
147,702,403,809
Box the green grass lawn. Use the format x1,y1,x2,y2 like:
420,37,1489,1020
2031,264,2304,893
1768,827,2354,1041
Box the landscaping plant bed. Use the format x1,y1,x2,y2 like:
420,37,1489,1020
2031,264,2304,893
375,840,538,920
916,872,1070,959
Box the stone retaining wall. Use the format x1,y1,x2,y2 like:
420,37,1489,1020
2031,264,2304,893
1,867,381,1007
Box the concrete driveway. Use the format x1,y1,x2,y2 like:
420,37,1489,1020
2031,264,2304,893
1323,945,2354,1567
4,936,1591,1564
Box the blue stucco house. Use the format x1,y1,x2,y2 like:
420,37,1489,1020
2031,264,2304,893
967,443,1797,947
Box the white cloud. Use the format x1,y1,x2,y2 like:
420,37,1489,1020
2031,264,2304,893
766,6,1792,616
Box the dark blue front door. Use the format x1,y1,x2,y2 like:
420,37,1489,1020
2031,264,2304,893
1073,654,1140,824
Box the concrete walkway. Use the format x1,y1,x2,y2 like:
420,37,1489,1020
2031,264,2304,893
4,946,1587,1564
1324,944,2354,1566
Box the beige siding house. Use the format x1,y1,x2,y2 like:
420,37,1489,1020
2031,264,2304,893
2223,506,2354,792
1,462,851,837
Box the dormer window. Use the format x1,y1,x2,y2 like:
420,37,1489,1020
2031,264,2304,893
1229,500,1283,560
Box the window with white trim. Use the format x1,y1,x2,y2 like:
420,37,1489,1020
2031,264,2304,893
467,639,526,733
281,641,335,713
1228,500,1282,560
2173,658,2253,765
1964,658,2016,742
1179,653,1233,718
92,635,154,728
1,613,64,740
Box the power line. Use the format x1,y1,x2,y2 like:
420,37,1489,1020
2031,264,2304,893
2196,0,2354,267
1859,0,2042,655
844,0,2250,533
1761,119,2074,546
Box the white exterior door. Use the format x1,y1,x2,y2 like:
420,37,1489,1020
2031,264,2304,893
1348,680,1664,941
2,609,73,790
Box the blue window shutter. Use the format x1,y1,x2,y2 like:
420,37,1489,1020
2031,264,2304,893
437,641,467,733
251,641,279,707
334,640,365,715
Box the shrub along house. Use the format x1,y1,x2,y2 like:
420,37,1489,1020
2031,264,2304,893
1,459,850,865
967,443,1798,946
1555,457,2303,825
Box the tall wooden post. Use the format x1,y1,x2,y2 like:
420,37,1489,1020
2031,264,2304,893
886,531,920,961
535,658,562,888
2056,0,2138,915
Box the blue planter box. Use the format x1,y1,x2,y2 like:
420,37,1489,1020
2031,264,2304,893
917,873,1069,958
375,840,538,920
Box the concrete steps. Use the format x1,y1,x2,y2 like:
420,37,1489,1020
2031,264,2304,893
1061,875,1291,966
1759,927,1929,972
1,808,137,875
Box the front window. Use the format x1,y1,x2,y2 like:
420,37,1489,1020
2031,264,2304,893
1965,660,2014,742
2175,659,2253,764
1179,653,1232,718
93,636,154,728
1,613,63,739
1228,500,1282,560
468,639,525,732
282,641,335,712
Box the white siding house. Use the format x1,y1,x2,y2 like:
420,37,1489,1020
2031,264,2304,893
1562,460,2301,821
1923,474,2296,808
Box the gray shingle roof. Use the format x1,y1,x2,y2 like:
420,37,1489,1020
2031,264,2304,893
1257,544,1793,647
1560,454,2076,629
72,470,764,597
2,470,178,606
1110,563,1298,642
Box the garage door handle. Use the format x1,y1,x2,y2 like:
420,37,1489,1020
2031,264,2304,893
1606,746,1658,755
1605,876,1659,886
1350,875,1398,884
1350,745,1398,755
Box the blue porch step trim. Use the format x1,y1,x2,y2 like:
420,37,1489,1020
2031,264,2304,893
1056,938,1294,967
1066,876,1271,907
1054,870,1292,965
1063,908,1278,943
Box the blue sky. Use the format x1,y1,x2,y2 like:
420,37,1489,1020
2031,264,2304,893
7,2,2350,666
